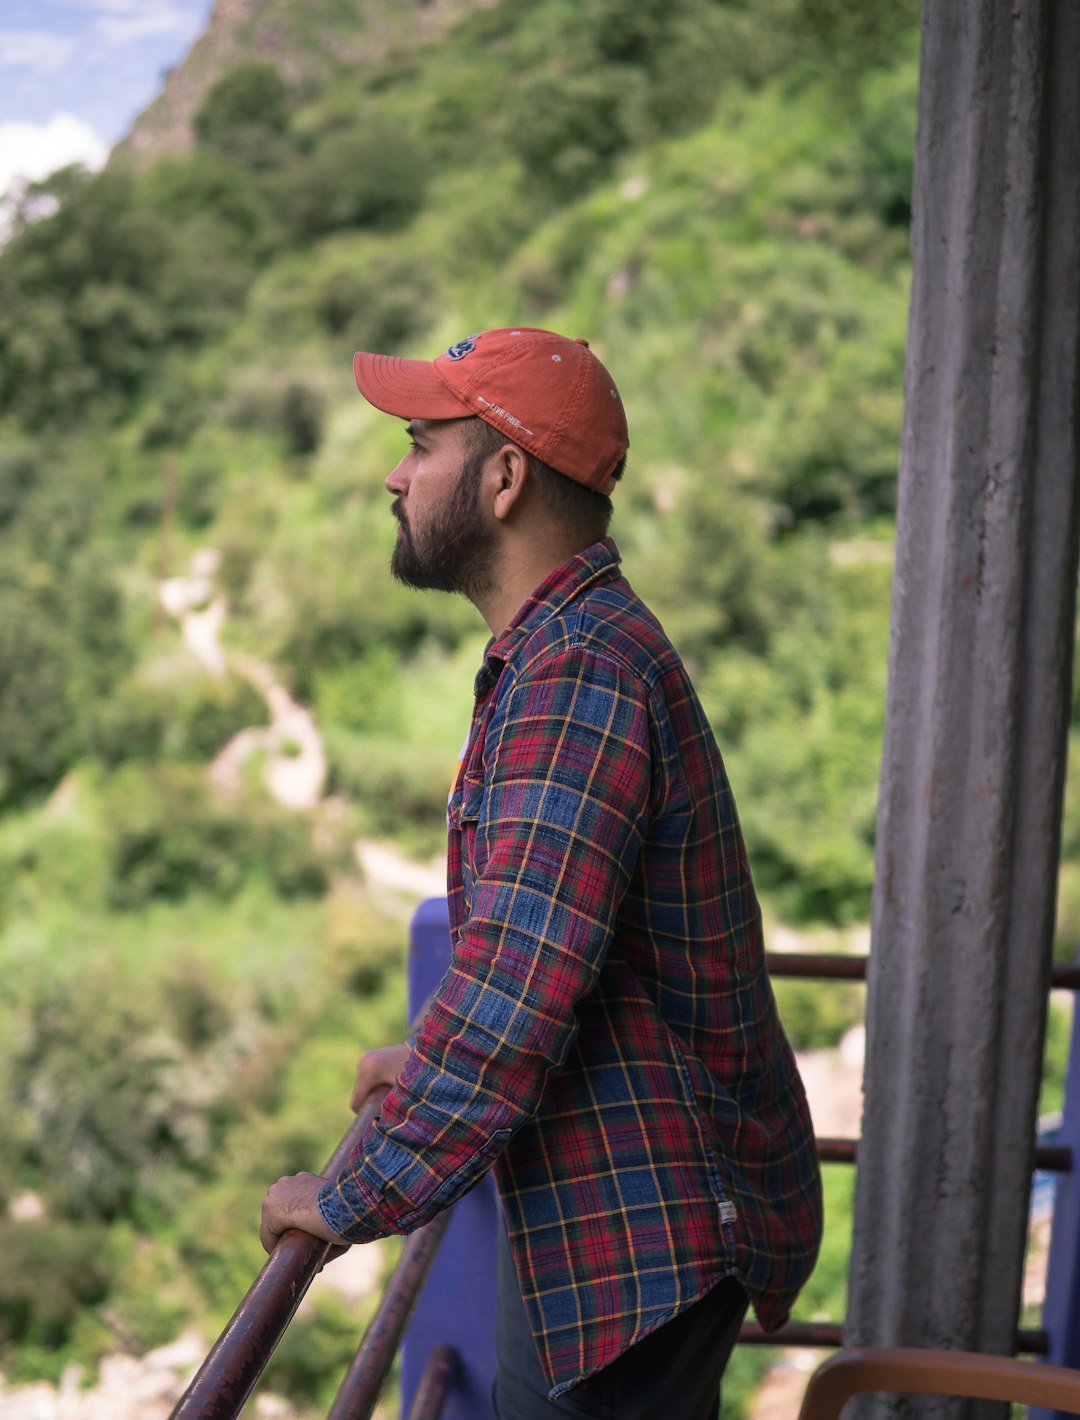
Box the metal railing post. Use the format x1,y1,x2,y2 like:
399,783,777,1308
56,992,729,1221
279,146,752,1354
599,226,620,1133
405,1345,460,1420
325,1211,452,1420
170,1100,382,1419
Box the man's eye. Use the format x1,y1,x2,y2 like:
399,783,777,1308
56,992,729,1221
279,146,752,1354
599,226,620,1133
409,439,422,454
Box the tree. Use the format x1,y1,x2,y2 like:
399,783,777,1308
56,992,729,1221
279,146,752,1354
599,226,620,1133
194,61,292,170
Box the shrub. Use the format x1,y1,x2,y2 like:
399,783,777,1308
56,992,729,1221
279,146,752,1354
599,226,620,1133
0,166,252,427
311,248,437,353
100,764,333,908
324,728,455,845
0,1219,112,1349
0,439,39,529
94,660,268,768
321,885,409,997
274,126,430,241
139,152,272,256
0,937,299,1226
313,648,402,736
280,380,325,455
0,533,134,810
3,966,244,1219
260,1292,378,1408
771,978,865,1051
194,61,292,170
506,71,628,200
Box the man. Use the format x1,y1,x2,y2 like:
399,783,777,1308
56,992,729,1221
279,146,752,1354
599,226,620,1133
261,327,823,1419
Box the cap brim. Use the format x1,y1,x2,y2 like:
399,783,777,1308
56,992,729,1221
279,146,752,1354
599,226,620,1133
353,352,470,421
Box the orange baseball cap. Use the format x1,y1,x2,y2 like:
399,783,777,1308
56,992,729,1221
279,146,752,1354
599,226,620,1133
353,327,629,494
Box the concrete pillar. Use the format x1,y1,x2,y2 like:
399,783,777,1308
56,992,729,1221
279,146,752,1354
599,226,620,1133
845,1,1080,1412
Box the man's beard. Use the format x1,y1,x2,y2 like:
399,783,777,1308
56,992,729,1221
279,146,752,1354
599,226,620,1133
390,449,497,600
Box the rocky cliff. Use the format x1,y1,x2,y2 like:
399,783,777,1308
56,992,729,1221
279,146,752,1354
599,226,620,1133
115,0,484,168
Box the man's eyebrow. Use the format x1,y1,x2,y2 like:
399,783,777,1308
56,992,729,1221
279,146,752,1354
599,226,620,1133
404,420,431,442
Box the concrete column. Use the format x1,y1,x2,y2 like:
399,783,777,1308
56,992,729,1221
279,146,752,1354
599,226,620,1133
846,1,1080,1413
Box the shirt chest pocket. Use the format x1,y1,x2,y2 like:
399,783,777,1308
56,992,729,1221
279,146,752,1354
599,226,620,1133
448,776,485,910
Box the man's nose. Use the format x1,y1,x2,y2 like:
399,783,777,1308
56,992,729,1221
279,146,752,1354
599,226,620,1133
385,457,408,495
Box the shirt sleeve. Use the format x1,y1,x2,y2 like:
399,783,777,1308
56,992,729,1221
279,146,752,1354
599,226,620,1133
317,642,653,1242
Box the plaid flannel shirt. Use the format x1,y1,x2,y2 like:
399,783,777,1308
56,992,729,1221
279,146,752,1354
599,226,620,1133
318,538,822,1397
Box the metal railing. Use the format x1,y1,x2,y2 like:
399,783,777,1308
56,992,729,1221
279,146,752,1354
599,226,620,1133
733,951,1075,1357
171,947,1074,1414
170,1089,453,1420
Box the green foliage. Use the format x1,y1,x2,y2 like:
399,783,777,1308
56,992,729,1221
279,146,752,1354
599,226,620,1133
1039,997,1073,1118
795,0,921,75
139,151,273,257
7,0,1072,1402
792,1164,855,1320
0,168,248,429
258,1291,379,1407
314,647,403,734
95,659,268,768
686,546,892,925
274,124,430,240
0,438,39,529
194,61,292,170
507,71,629,199
1050,735,1080,954
325,729,457,850
247,237,439,356
773,978,865,1051
320,885,409,997
0,1220,112,1350
0,798,111,925
100,764,338,908
719,1346,778,1420
0,457,135,809
1,958,282,1220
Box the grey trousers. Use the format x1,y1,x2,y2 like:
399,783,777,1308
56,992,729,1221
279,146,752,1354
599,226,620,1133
492,1226,748,1420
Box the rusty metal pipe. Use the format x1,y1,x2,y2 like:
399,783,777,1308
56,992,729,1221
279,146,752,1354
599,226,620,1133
169,1097,383,1420
766,954,870,981
325,1208,452,1420
765,953,1080,992
816,1137,1071,1171
737,1321,1050,1355
404,1343,460,1420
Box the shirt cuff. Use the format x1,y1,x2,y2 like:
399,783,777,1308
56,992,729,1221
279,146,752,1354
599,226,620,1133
316,1168,396,1244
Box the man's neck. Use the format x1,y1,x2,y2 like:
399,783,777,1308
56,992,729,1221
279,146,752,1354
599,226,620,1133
471,533,591,636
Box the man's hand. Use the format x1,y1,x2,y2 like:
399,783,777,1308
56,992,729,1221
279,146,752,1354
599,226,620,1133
260,1171,348,1256
350,1042,411,1112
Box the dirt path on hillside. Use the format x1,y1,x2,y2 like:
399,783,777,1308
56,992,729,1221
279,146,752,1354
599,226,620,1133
161,549,437,899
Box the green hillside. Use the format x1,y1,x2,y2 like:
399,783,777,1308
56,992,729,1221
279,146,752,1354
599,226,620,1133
0,0,1074,1409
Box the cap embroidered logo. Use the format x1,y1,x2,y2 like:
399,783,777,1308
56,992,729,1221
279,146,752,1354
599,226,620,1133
445,336,479,361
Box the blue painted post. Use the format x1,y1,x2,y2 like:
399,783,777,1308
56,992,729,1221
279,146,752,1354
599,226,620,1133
1032,967,1080,1420
399,897,499,1420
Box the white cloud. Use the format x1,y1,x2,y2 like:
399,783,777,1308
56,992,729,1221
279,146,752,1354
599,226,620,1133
96,10,191,44
0,113,108,199
0,30,77,72
58,0,196,46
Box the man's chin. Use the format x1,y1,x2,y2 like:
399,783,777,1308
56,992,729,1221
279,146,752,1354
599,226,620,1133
390,547,430,590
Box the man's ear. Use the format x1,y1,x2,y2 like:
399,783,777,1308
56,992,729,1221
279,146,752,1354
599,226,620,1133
491,443,530,522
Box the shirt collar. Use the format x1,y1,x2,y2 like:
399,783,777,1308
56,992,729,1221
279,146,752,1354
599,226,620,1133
474,538,622,694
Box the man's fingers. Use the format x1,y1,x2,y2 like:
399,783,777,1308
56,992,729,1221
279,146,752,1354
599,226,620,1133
260,1172,340,1255
350,1042,411,1112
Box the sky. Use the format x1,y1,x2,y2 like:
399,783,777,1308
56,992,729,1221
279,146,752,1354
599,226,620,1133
0,0,214,197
